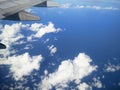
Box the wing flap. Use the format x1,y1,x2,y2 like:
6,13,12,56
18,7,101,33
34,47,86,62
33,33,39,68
4,11,40,21
18,11,40,21
0,14,5,19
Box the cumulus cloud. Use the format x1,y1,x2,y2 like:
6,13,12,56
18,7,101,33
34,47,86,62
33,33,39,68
0,22,60,56
0,22,60,47
0,23,26,56
0,53,43,81
48,45,57,55
28,22,61,41
39,53,97,90
92,77,102,88
103,6,119,10
77,83,92,90
104,63,120,72
0,23,24,48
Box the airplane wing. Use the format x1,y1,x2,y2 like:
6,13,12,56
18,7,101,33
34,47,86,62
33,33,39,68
0,0,59,21
0,13,5,19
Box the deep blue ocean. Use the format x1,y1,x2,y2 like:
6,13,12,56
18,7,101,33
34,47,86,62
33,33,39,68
0,8,120,90
39,8,120,90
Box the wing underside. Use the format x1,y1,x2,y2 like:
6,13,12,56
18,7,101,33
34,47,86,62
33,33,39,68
4,11,40,21
0,0,59,21
0,14,4,19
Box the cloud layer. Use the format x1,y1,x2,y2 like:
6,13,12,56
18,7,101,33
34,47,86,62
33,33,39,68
0,22,60,47
48,45,57,55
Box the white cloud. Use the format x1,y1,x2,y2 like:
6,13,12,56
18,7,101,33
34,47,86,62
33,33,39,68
44,70,48,75
0,22,60,57
61,4,119,10
0,22,61,89
24,46,30,50
25,8,32,13
89,6,118,10
92,77,102,88
86,5,101,10
118,83,120,86
23,44,33,50
14,40,26,45
29,23,43,31
0,22,60,46
77,83,92,90
104,6,119,10
43,38,50,44
104,63,120,72
0,23,27,56
28,22,61,41
33,22,60,38
76,5,85,8
0,53,43,81
61,3,71,8
48,45,57,55
0,23,24,48
39,53,97,90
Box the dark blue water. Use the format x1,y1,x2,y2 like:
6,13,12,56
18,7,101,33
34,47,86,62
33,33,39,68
36,8,120,64
36,8,120,90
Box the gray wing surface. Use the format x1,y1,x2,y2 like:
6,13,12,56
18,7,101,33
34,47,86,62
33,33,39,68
0,0,59,20
0,13,5,19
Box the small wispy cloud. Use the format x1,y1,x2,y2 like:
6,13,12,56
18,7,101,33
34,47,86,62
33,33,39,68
28,22,61,40
61,3,71,8
104,63,120,72
61,4,119,10
48,45,57,56
77,83,92,90
75,5,119,10
92,77,103,88
56,0,120,5
25,8,32,13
